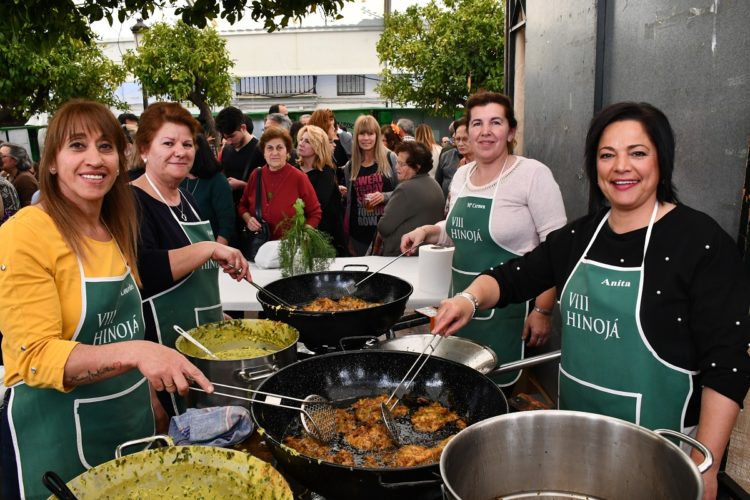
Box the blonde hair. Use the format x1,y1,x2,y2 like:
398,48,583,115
350,115,392,181
38,100,141,286
296,125,333,171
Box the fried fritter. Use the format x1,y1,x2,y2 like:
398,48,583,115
301,296,379,312
390,444,442,467
352,395,408,425
335,408,358,434
410,401,466,432
343,423,394,451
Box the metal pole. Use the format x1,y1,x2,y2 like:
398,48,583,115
130,20,150,112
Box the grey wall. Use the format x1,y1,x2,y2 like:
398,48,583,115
521,0,750,235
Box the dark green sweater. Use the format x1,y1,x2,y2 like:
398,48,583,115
180,173,235,241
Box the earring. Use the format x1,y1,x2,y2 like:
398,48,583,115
49,168,57,175
142,157,148,164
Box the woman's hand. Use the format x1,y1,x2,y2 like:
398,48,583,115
401,225,435,254
367,191,385,207
522,310,552,347
132,341,213,396
432,297,474,336
245,216,262,232
210,243,251,282
338,185,348,197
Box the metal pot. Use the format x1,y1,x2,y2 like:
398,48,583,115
44,435,292,499
440,410,712,500
252,350,509,500
257,267,413,350
175,319,298,409
376,335,498,374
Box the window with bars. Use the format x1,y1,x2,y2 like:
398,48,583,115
235,75,317,97
337,75,366,96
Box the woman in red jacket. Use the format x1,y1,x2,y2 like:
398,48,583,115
238,127,321,240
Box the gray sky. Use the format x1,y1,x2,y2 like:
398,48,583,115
92,0,433,42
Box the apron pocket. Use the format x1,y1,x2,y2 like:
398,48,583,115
559,366,642,424
195,304,224,325
74,377,151,468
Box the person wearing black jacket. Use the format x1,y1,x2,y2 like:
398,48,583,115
296,124,348,256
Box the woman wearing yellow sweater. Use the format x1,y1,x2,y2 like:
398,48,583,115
0,100,213,499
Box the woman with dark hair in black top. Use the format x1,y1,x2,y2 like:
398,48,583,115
425,102,750,499
180,134,235,245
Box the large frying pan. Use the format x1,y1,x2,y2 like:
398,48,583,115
257,269,413,350
251,350,508,500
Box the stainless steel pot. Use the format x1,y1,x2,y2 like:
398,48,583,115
376,335,498,374
440,410,712,500
175,319,298,409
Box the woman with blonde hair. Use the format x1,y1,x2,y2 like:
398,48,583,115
415,123,442,179
297,125,347,255
342,115,398,255
0,100,213,499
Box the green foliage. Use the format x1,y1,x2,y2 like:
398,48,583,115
376,0,505,116
123,21,234,138
0,1,350,53
279,199,336,277
0,32,127,125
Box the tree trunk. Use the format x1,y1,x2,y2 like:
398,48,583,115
194,99,217,152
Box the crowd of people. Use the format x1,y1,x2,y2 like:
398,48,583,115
0,93,747,499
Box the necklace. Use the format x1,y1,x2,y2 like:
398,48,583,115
172,192,188,222
468,156,517,191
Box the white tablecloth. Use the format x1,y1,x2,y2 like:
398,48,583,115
219,256,449,312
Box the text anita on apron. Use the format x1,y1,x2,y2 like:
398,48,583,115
143,173,224,414
558,202,694,432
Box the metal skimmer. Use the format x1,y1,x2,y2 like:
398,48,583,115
191,382,336,442
380,334,445,445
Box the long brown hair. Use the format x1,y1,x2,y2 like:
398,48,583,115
296,125,333,171
350,115,392,181
38,100,141,285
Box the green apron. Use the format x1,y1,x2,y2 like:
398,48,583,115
447,167,528,386
8,257,153,500
558,203,694,431
143,173,223,414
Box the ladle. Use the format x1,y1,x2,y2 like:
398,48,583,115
191,381,336,442
173,325,219,360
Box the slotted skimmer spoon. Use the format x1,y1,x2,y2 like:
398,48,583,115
191,382,337,442
380,333,445,444
344,249,411,294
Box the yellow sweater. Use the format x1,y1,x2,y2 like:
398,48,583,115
0,206,127,390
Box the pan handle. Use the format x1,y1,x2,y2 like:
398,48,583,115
236,365,278,383
377,473,443,491
489,350,561,375
115,434,173,459
42,471,79,500
342,263,369,271
653,429,713,473
338,335,379,351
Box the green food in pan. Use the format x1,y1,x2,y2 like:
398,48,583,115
175,319,298,361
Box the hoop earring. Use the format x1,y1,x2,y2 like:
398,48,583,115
49,168,57,175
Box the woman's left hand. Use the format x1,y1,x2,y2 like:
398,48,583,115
368,192,385,207
210,243,251,282
522,310,551,347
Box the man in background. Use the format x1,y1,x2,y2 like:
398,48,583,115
396,118,416,141
268,103,289,116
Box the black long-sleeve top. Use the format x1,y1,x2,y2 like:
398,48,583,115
483,204,750,422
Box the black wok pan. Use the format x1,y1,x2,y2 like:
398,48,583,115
251,350,508,500
256,269,413,350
